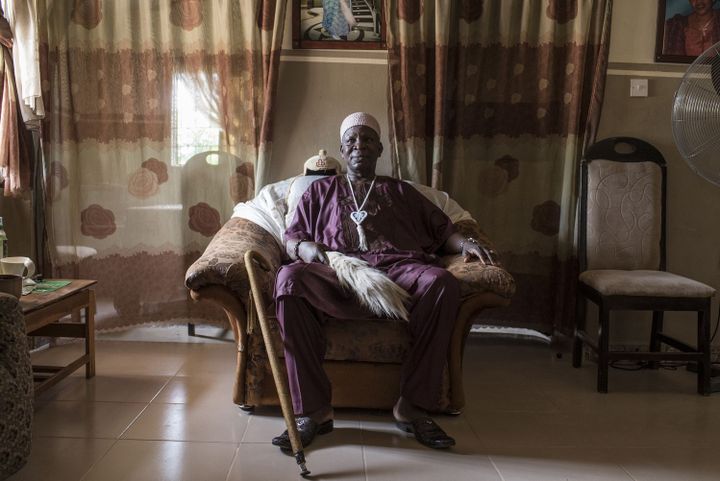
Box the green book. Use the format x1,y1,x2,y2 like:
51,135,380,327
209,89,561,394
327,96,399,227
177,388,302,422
33,280,72,293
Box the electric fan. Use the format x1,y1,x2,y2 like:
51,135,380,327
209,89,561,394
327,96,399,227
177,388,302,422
671,41,720,388
672,41,720,187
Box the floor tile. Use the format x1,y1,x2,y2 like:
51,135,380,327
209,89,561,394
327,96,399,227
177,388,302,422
607,447,720,481
174,342,237,376
152,374,235,404
6,437,115,481
363,440,501,481
487,447,635,481
32,401,147,438
462,383,562,413
227,442,365,481
582,407,720,448
38,375,170,403
81,440,237,481
240,410,292,444
121,400,249,443
91,341,191,376
464,411,596,449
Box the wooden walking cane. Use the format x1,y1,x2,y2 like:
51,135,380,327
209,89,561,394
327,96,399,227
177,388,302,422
245,250,311,477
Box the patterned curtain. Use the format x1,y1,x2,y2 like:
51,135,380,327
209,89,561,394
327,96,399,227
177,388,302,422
39,0,286,330
0,10,33,197
386,0,612,334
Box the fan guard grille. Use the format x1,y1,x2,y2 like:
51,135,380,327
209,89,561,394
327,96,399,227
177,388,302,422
672,42,720,188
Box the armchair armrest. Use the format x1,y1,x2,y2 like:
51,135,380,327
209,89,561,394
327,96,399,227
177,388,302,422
443,219,516,299
185,217,283,300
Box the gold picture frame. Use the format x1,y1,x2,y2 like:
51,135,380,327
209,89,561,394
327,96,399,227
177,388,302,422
656,0,720,63
292,0,386,50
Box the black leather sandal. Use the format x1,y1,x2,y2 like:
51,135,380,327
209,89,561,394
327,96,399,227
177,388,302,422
396,417,456,449
271,417,334,451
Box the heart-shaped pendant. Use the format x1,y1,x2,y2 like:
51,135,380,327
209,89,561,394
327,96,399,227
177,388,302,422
350,210,367,225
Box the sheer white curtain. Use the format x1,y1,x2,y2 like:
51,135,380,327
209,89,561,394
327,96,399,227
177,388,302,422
41,0,286,330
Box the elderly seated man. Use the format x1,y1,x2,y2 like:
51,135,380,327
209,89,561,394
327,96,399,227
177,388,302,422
272,112,497,451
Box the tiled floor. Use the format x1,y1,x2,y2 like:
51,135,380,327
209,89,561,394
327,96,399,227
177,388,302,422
9,334,720,481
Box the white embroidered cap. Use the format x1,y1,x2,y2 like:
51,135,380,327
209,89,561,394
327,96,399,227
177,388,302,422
340,112,381,140
303,149,342,174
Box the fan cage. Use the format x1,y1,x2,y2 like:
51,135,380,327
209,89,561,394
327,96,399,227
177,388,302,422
672,42,720,188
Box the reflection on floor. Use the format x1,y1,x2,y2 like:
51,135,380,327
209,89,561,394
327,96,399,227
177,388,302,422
10,334,720,481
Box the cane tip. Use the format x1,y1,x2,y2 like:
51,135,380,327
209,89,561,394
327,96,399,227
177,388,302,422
299,463,311,477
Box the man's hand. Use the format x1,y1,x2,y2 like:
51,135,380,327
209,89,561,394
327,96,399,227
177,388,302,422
297,241,329,265
0,14,13,49
462,242,498,266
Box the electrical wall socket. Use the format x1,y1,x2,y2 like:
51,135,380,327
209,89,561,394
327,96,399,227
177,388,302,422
630,78,649,97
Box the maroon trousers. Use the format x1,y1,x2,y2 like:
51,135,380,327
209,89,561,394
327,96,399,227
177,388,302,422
275,261,460,415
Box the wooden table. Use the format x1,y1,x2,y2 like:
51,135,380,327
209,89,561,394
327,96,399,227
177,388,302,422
20,279,97,396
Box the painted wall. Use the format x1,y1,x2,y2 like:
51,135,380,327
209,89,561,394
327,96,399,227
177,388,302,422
608,0,657,64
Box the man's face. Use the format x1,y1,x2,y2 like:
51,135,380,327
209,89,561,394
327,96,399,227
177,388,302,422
340,125,383,175
690,0,713,16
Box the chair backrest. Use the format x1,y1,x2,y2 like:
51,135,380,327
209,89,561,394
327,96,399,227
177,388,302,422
579,137,666,272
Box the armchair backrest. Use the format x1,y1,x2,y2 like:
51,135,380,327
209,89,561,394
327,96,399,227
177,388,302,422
580,137,666,272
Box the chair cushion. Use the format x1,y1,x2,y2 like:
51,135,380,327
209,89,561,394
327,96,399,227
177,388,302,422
579,269,716,298
249,315,410,364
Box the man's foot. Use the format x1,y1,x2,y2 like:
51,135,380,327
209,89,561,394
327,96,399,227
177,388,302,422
271,417,334,451
396,417,456,449
393,397,455,449
393,396,426,423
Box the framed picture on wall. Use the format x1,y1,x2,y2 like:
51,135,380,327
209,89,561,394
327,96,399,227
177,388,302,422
292,0,386,50
656,0,720,63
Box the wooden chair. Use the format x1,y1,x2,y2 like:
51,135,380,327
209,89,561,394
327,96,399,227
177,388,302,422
572,137,715,395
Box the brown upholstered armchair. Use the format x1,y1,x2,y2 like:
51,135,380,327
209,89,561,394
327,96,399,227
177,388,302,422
184,182,515,413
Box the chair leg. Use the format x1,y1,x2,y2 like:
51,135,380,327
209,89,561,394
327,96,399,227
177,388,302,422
573,295,587,368
650,311,663,351
697,301,711,396
649,311,664,369
597,304,610,393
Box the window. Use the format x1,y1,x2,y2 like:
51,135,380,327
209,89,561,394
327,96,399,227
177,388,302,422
170,72,223,166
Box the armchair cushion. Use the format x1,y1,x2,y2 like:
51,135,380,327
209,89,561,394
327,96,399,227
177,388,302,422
250,314,410,364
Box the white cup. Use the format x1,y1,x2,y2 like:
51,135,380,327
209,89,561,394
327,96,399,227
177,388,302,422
1,256,36,279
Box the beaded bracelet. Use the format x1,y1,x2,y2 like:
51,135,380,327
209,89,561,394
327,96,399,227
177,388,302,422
293,239,308,260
